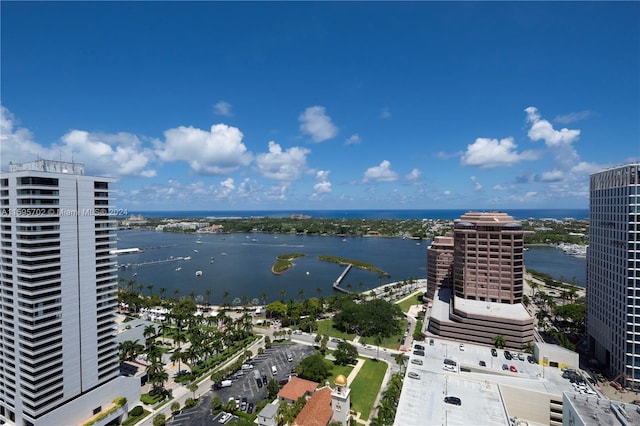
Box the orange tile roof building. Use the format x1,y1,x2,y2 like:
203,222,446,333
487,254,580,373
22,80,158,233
278,377,318,404
293,387,333,426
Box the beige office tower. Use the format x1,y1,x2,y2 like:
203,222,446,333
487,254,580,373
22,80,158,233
428,212,534,348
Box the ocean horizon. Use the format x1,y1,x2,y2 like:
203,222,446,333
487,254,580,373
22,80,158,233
125,208,589,221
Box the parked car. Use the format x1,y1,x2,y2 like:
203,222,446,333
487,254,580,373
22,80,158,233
479,360,486,367
413,349,425,357
443,364,456,372
429,339,435,346
510,365,518,373
414,344,425,351
408,371,420,379
411,358,423,365
444,396,462,406
459,344,465,351
444,359,457,366
527,355,536,364
518,353,525,361
504,351,512,360
491,348,498,357
247,402,254,414
502,364,509,371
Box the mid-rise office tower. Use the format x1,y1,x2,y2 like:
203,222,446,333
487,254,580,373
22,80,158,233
0,160,139,426
429,212,533,348
587,163,640,387
453,212,525,304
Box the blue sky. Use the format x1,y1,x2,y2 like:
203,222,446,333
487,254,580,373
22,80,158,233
1,2,638,211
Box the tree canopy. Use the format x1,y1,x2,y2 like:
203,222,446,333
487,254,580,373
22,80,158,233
334,341,359,365
294,353,331,382
332,299,403,337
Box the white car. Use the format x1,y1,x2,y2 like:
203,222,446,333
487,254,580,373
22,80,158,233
411,358,423,365
443,364,456,372
459,344,465,351
408,371,420,379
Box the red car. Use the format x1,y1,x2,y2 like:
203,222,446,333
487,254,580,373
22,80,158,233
510,365,517,373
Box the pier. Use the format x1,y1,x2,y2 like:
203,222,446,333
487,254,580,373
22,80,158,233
332,263,353,293
119,256,187,268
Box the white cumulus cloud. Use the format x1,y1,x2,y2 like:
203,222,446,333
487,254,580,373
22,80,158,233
554,110,594,124
525,106,581,146
345,134,361,145
363,160,398,182
470,175,483,191
299,106,338,142
406,168,421,182
255,141,310,181
311,170,332,198
461,137,539,169
157,123,252,175
61,129,157,177
0,105,48,168
214,100,233,117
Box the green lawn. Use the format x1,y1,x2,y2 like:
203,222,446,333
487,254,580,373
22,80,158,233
325,360,354,386
315,319,357,341
349,359,388,420
395,291,422,313
358,331,405,351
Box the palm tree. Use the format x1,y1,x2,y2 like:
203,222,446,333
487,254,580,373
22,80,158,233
222,290,230,309
279,289,286,302
147,284,154,297
393,352,406,373
374,333,383,360
170,348,183,372
261,292,268,306
493,334,506,349
188,382,198,400
159,287,167,300
205,289,212,306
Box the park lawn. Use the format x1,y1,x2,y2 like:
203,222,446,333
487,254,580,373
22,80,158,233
316,319,357,341
395,291,422,313
325,360,354,386
349,359,388,420
358,331,405,351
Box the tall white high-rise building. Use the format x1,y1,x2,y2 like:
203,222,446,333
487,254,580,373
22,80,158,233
587,163,640,386
0,160,139,426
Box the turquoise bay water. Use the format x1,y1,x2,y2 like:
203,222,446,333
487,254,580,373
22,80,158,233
116,230,586,304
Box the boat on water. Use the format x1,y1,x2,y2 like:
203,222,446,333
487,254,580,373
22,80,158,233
195,270,203,277
221,252,227,256
175,267,182,272
193,249,199,253
184,256,192,260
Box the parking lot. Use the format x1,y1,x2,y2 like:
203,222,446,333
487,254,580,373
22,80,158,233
169,342,315,425
213,343,315,411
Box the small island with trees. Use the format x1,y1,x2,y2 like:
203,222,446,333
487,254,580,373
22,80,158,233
271,253,305,274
